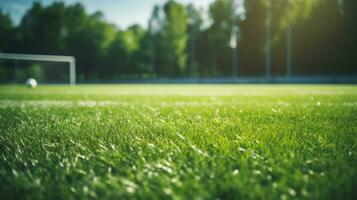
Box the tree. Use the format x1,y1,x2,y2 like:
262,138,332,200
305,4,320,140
105,25,146,76
63,4,116,79
0,10,17,82
238,0,266,75
186,4,203,77
127,25,150,74
148,5,162,77
293,0,345,75
1,0,355,82
19,2,67,54
0,10,16,52
156,0,188,77
342,0,357,74
197,0,234,77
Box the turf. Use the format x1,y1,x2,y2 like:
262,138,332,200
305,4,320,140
0,84,356,199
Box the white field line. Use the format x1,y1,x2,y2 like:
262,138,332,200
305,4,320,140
0,100,357,108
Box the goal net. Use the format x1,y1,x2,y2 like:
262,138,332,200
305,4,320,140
0,53,76,85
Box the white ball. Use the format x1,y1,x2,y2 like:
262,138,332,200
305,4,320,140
26,78,37,89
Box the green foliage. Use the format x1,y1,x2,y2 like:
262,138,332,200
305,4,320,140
238,0,266,75
0,10,16,52
153,0,188,77
292,0,346,74
0,85,356,199
342,0,357,70
186,4,203,77
197,0,234,77
0,0,356,80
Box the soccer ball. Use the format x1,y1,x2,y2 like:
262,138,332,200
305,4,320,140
26,78,37,89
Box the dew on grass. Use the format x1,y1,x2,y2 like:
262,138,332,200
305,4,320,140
272,182,278,188
156,162,173,174
302,188,309,197
238,147,247,152
92,176,99,184
35,178,41,185
122,179,138,193
280,194,288,200
305,159,313,164
70,186,76,193
76,169,87,175
126,186,135,194
233,169,240,176
148,143,156,149
12,169,18,177
99,144,108,151
251,152,258,159
170,177,182,186
176,133,186,141
89,191,97,198
253,170,261,175
170,141,182,153
83,185,89,193
288,188,296,196
164,188,173,195
189,144,209,157
174,110,182,116
76,154,88,160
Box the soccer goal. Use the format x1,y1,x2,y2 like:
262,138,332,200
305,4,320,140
0,53,76,85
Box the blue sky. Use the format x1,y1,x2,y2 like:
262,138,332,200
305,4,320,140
0,0,214,28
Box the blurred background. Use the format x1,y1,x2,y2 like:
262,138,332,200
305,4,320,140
0,0,356,83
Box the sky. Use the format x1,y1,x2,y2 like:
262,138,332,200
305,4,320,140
0,0,214,29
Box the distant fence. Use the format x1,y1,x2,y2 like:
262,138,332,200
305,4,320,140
78,75,357,84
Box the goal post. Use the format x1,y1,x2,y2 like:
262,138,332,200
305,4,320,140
0,53,76,85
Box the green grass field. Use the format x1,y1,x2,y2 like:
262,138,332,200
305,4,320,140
1,85,357,199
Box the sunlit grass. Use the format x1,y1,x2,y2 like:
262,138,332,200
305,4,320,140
0,84,356,199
